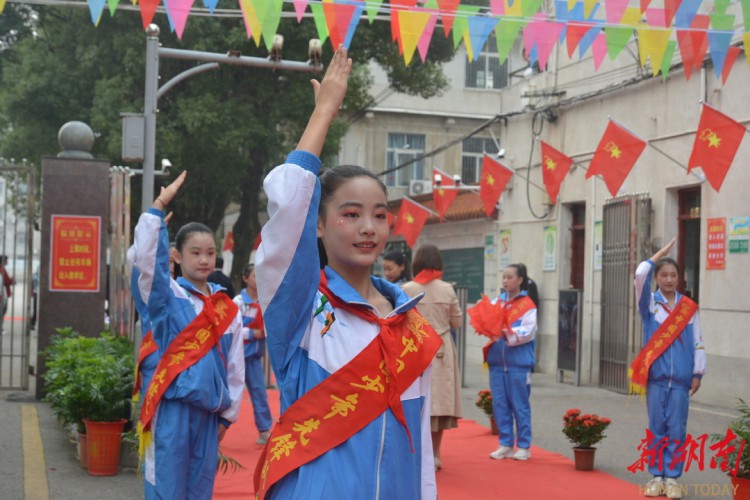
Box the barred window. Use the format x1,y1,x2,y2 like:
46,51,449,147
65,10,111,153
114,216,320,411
465,37,509,90
461,137,498,184
385,133,426,187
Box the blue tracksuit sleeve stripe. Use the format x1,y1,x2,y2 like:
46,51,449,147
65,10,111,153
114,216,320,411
256,152,321,381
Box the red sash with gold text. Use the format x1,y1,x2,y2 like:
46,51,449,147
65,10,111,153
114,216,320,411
139,293,238,431
629,296,698,395
481,295,536,363
132,331,159,397
253,279,442,499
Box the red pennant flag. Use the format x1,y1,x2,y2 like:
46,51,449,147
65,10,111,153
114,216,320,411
586,121,647,197
436,0,461,37
540,141,574,204
140,0,160,30
480,154,514,217
432,167,458,221
721,46,741,85
688,104,746,192
223,231,235,252
392,197,430,248
566,22,594,58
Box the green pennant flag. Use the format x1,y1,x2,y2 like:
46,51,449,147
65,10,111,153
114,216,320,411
496,17,525,64
522,0,544,18
107,0,119,16
452,5,480,49
741,0,750,32
660,40,677,80
261,0,285,51
366,0,384,24
310,2,330,43
605,26,635,60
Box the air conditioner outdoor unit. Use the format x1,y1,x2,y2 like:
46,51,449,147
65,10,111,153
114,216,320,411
408,179,432,197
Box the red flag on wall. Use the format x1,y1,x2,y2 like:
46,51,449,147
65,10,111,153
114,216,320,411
688,104,746,192
540,141,574,204
392,197,431,248
432,167,458,221
480,154,514,217
586,120,647,197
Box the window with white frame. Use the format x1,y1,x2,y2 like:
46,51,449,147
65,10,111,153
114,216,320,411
465,37,509,90
461,137,498,184
385,133,426,187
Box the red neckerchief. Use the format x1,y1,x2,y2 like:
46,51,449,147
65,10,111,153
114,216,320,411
412,269,443,284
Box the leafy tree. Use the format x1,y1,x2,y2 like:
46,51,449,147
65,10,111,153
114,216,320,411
0,6,455,288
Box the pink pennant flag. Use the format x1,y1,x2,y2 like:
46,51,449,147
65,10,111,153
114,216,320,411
417,13,438,62
524,14,564,70
238,0,254,38
645,8,667,27
592,32,608,70
293,0,308,22
605,0,629,24
490,0,505,15
164,0,194,39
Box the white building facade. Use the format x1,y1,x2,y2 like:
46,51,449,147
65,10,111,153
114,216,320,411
336,25,750,408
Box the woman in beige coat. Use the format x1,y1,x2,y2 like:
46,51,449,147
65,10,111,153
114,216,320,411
402,244,463,471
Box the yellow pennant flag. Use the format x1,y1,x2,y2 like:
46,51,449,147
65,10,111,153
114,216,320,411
745,33,750,70
637,26,672,75
240,0,262,47
398,10,433,65
621,6,642,25
463,30,474,62
0,0,7,13
584,0,597,18
505,0,522,17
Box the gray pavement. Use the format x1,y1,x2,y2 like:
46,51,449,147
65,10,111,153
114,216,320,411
0,361,740,499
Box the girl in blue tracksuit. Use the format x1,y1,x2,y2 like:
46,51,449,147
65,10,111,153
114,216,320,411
134,173,245,500
255,46,437,499
233,263,273,445
486,264,537,462
635,238,705,498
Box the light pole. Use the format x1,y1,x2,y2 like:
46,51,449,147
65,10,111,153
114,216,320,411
139,24,323,212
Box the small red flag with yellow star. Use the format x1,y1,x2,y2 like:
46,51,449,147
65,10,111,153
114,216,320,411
392,197,431,248
433,167,458,221
586,120,647,197
688,104,746,192
540,141,573,204
480,154,514,217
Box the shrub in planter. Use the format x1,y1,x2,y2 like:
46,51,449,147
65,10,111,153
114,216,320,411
43,328,135,432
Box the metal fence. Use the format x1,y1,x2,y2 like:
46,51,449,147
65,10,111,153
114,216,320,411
598,193,651,393
0,159,36,390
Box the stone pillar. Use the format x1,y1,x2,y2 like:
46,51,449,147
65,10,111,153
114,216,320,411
36,122,110,399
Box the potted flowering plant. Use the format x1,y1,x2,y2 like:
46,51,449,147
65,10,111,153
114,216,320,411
562,409,611,470
711,399,750,500
475,390,498,435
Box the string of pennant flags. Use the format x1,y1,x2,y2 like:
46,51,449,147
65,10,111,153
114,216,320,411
2,0,748,81
390,103,748,248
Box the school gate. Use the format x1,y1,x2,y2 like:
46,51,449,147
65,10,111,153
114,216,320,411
0,160,36,390
598,194,651,393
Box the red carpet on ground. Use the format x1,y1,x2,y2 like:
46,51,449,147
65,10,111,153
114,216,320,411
214,389,643,499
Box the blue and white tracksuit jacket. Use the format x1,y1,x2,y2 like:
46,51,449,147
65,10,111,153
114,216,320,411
232,290,273,433
127,246,159,402
486,291,537,449
255,151,437,500
635,260,706,478
134,209,245,500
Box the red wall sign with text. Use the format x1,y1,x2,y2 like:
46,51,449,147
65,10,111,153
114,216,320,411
50,215,101,292
706,218,726,271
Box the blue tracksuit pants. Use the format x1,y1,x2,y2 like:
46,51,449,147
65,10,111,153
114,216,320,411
646,383,689,478
245,357,272,433
489,368,532,449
